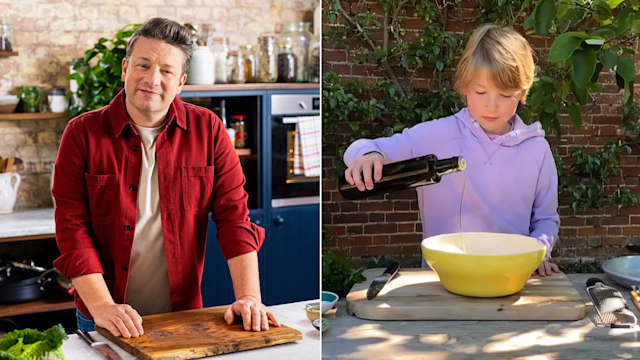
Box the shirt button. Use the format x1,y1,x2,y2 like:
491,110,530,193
121,265,127,271
124,225,132,230
132,145,139,151
129,185,136,191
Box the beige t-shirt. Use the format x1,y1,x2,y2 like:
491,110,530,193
125,121,172,316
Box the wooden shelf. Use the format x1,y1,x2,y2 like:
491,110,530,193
0,51,18,57
0,112,68,121
182,83,319,92
0,296,75,317
0,233,55,243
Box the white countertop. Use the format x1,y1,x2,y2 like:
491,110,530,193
322,274,640,359
62,300,320,359
0,208,54,238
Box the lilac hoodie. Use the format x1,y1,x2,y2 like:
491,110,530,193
344,107,559,260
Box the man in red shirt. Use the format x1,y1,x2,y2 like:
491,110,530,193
52,18,279,338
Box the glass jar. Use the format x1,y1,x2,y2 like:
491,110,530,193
186,46,214,85
231,115,247,148
210,37,229,84
257,35,277,83
239,45,256,83
279,22,312,82
309,35,320,83
227,51,247,84
277,44,297,83
0,24,12,51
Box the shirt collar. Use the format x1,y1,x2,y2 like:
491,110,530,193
109,89,187,138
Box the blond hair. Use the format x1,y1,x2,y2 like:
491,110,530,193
454,24,535,103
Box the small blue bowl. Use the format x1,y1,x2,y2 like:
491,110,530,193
321,291,338,313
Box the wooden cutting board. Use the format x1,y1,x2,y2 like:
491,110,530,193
346,268,585,321
95,306,302,360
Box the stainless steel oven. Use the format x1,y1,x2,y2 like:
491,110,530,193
270,93,320,207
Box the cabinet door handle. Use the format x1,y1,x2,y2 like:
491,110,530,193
274,215,284,227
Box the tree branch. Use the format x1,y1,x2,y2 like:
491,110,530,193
335,0,405,97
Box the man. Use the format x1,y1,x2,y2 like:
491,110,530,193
53,18,279,338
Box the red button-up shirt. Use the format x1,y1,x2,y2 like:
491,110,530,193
52,90,264,319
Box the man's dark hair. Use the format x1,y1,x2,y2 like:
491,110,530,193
126,18,192,75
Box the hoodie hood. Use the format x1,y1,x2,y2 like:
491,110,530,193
455,107,545,147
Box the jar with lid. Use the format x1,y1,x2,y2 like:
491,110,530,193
227,51,247,84
279,22,312,82
48,88,68,113
277,44,297,83
210,37,229,84
257,35,278,83
230,115,247,148
186,46,214,85
239,45,256,83
0,24,12,51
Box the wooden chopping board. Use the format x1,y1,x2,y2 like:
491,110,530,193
346,268,585,321
95,306,302,360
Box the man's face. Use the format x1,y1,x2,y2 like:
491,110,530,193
121,37,187,121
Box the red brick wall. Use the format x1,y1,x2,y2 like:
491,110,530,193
322,1,640,267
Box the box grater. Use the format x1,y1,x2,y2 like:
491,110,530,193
586,278,637,328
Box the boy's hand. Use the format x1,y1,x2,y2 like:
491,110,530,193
344,152,384,191
535,260,560,277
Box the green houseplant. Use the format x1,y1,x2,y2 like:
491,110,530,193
67,23,141,119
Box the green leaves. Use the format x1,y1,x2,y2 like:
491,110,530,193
534,0,557,36
548,33,585,62
68,23,141,119
616,56,635,82
571,48,597,88
322,252,366,297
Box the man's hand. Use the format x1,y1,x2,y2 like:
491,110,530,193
535,260,560,277
223,295,280,332
344,152,384,191
92,302,144,338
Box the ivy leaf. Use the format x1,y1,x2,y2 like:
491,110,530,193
601,47,619,68
534,0,557,36
549,33,584,62
565,102,582,128
571,48,597,88
605,0,625,8
572,82,588,105
616,56,635,82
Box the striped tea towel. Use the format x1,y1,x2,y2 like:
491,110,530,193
297,115,321,177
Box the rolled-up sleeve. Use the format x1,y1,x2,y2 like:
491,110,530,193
52,120,104,278
209,115,265,260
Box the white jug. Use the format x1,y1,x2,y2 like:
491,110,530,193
0,172,21,214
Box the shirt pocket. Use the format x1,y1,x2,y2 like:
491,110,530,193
84,173,117,224
181,166,215,214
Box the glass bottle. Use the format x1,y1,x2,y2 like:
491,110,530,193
257,35,278,83
239,45,256,83
338,155,467,200
227,51,247,84
210,37,229,84
279,22,312,82
277,44,297,83
231,115,247,148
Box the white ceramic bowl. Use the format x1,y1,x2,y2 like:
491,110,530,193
601,256,640,289
0,95,18,113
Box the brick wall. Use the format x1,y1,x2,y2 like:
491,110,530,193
0,0,318,210
322,1,640,267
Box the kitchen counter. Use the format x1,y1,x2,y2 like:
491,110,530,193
322,273,640,359
0,207,54,241
61,300,320,359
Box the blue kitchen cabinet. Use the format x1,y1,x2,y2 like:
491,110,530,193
201,210,267,307
262,204,320,305
186,85,320,307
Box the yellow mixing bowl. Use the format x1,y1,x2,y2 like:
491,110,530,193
421,232,546,297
